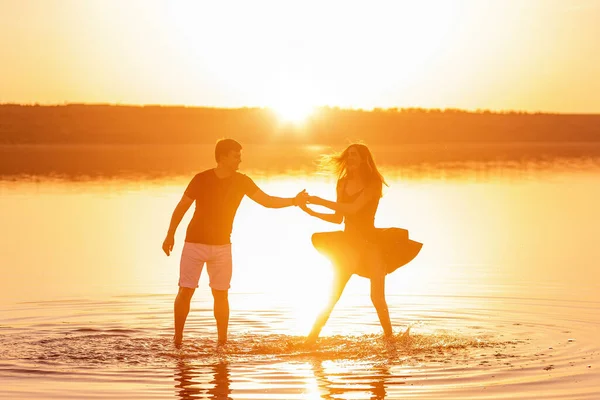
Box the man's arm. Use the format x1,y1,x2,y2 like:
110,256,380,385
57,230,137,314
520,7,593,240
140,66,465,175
247,187,305,209
162,194,194,256
300,182,343,224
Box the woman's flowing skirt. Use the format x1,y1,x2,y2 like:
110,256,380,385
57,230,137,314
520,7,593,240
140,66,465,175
311,228,422,278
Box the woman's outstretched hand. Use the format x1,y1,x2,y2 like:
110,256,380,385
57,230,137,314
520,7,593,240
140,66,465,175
299,202,311,213
307,195,322,205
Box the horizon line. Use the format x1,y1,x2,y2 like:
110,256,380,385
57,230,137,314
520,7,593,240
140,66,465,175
1,102,599,116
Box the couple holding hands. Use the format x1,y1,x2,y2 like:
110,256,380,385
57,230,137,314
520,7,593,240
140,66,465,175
162,139,421,347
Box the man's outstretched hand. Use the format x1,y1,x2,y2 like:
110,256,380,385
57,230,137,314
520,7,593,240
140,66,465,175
162,235,174,256
293,189,309,206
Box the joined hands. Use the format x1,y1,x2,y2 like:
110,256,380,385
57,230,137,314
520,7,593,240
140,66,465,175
294,190,323,217
293,189,309,206
293,190,320,206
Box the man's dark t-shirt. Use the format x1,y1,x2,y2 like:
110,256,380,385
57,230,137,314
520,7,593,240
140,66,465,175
184,169,259,245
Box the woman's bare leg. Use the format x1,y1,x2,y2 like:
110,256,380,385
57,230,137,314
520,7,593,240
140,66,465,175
305,270,352,345
368,248,392,337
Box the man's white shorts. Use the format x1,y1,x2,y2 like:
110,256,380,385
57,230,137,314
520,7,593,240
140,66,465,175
179,242,232,291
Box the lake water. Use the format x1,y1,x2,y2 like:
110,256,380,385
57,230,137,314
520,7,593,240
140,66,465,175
0,145,599,399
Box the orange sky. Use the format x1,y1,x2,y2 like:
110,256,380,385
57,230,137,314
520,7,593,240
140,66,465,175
1,0,600,113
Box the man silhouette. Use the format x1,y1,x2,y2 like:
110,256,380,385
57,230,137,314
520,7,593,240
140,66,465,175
162,138,306,346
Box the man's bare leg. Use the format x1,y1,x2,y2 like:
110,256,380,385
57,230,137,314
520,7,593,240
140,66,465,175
174,287,195,346
212,289,229,346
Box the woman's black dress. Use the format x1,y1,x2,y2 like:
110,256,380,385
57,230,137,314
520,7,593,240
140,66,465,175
311,180,422,278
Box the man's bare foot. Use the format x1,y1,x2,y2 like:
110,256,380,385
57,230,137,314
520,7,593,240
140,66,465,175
174,334,183,348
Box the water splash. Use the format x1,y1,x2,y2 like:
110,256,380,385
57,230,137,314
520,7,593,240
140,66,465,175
1,329,508,369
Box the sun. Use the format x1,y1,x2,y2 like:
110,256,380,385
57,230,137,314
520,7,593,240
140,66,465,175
272,101,316,124
267,76,318,124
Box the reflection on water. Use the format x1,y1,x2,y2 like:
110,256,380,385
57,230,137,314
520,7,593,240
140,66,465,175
310,361,390,400
172,358,390,400
175,360,232,400
2,143,600,180
0,296,597,399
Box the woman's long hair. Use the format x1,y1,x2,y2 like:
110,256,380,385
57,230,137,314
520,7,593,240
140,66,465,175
321,143,387,197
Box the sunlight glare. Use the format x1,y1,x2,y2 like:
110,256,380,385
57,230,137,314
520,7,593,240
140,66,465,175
272,102,315,124
268,76,318,125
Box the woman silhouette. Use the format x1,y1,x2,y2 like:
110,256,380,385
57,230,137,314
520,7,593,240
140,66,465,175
300,143,421,345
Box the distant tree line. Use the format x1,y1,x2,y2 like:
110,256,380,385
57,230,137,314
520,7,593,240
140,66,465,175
1,104,599,145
